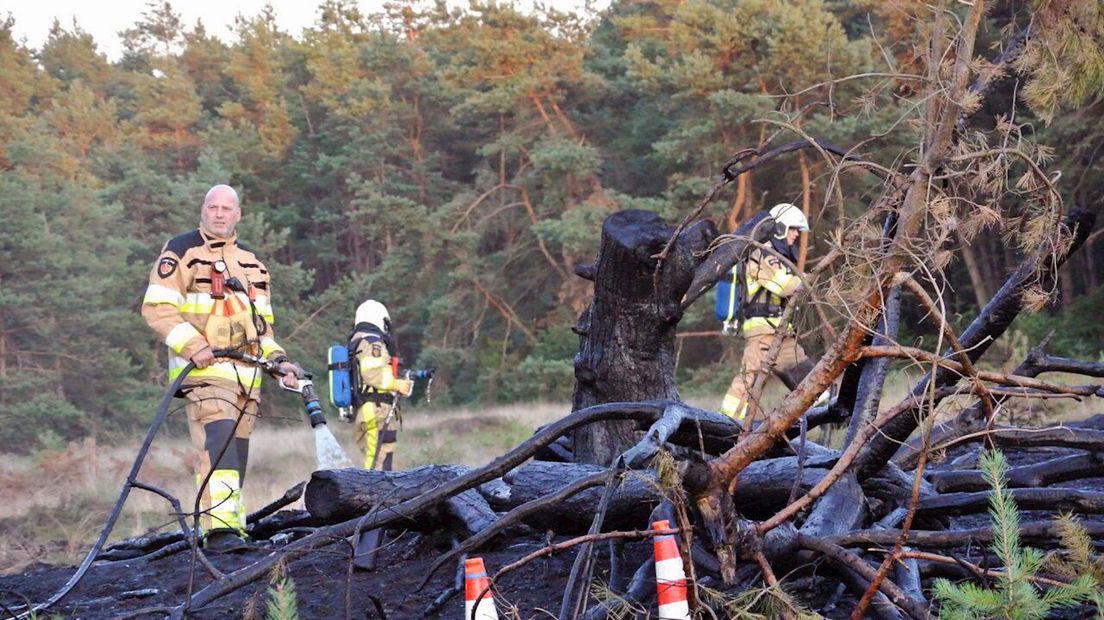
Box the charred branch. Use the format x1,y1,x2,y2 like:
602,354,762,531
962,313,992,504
830,520,1104,548
856,209,1097,478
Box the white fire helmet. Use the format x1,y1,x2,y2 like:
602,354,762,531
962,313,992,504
769,203,810,238
355,299,391,332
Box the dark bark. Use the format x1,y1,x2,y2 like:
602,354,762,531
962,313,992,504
501,461,658,530
795,534,932,620
856,210,1096,478
571,210,717,464
847,287,901,447
305,457,840,539
680,211,772,310
927,452,1104,492
914,488,1104,517
799,474,867,537
443,489,498,536
305,465,474,521
799,287,901,538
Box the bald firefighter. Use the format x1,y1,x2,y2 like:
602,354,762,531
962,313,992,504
141,184,300,549
721,203,820,421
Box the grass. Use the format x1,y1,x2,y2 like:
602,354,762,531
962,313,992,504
0,401,565,574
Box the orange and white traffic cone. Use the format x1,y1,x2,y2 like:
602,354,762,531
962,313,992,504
652,520,691,620
464,557,499,620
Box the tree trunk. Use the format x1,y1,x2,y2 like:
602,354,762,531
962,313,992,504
797,150,811,272
571,209,715,464
957,230,990,307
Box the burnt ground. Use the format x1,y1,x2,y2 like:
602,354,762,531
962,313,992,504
3,434,1103,619
1,529,611,619
2,524,689,620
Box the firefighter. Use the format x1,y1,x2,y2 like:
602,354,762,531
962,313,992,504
346,299,414,570
141,184,300,549
720,203,818,421
348,299,414,471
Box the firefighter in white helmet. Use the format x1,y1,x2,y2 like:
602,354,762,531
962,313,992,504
347,299,415,570
720,203,820,421
349,299,414,471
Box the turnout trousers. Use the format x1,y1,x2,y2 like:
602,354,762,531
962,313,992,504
183,383,258,533
721,332,808,421
355,401,398,471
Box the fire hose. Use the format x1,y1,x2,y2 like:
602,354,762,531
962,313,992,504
8,348,324,619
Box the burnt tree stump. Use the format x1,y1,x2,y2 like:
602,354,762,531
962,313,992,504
571,210,716,464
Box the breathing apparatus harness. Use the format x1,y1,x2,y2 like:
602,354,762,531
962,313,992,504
741,235,799,322
717,212,797,334
329,323,434,422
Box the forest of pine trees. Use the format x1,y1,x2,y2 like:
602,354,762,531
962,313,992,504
1,0,1101,453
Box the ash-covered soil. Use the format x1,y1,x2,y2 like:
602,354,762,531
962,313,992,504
1,530,621,619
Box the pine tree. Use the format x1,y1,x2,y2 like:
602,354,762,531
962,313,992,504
932,449,1097,619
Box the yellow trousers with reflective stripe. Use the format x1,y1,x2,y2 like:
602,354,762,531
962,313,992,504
184,383,257,533
722,332,807,421
199,470,243,532
355,401,398,471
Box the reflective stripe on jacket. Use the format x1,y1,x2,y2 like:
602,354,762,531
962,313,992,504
141,227,285,387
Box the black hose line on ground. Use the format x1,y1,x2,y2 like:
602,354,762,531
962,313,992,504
10,349,246,619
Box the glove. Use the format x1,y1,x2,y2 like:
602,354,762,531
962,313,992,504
395,379,415,397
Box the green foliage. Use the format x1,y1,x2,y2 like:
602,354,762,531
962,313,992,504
1013,288,1104,360
265,564,300,620
932,449,1097,619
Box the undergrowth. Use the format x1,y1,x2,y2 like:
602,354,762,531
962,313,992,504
931,449,1097,619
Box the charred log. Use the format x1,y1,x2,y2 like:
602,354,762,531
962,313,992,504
914,488,1104,517
927,452,1104,493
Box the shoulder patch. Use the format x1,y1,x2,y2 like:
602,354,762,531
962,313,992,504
157,256,179,279
164,229,205,258
352,332,386,358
